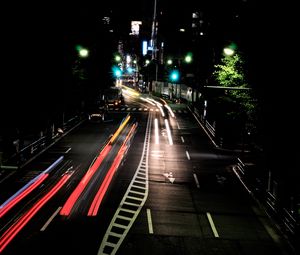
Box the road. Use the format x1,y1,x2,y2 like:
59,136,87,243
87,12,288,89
0,87,295,255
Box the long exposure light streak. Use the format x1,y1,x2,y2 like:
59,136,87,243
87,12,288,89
0,156,63,218
88,123,137,216
164,119,173,145
0,173,71,253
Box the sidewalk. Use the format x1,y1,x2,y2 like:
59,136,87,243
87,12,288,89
0,115,85,170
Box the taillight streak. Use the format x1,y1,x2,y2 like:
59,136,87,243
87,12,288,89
0,156,63,218
60,144,112,216
0,173,71,253
88,123,137,216
0,174,49,218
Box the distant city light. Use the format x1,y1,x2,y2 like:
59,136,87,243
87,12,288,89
142,41,148,56
130,21,142,35
127,67,133,73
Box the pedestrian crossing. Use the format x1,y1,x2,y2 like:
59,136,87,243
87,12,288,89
108,107,189,114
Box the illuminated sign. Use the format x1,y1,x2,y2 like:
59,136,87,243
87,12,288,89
130,21,142,35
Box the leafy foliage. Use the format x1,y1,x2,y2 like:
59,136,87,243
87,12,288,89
213,52,258,135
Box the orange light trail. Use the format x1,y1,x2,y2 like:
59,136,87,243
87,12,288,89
88,123,137,216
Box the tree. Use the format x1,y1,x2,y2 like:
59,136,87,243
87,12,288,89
213,52,258,146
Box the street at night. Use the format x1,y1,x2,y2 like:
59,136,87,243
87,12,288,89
0,1,299,255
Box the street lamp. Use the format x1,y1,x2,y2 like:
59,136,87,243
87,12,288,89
223,42,237,56
184,52,193,63
76,45,89,58
223,47,235,56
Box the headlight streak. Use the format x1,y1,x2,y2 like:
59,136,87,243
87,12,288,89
140,97,156,106
157,105,165,117
0,173,72,253
164,104,175,118
0,156,64,218
164,119,173,145
88,123,137,216
154,118,159,144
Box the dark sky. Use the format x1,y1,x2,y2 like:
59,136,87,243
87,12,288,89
1,1,298,138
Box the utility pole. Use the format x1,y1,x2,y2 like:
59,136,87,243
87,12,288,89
151,0,158,60
151,0,159,82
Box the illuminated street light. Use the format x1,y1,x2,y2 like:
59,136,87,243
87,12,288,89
184,53,193,63
223,42,237,56
76,45,89,58
115,55,121,62
167,59,173,65
223,47,235,56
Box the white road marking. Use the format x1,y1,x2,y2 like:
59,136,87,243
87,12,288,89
147,209,154,234
193,173,200,188
40,206,62,231
186,151,190,160
181,136,185,143
206,212,219,238
177,121,180,129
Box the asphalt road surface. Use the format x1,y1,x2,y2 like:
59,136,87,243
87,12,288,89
0,88,295,255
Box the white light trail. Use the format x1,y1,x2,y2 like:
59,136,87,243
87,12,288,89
154,118,159,144
158,105,165,117
164,119,173,145
164,104,175,118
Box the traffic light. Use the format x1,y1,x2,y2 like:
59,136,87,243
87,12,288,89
169,69,180,82
112,66,122,78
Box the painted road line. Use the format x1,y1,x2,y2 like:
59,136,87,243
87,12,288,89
177,121,180,129
147,209,154,234
206,212,219,238
181,136,185,143
193,173,200,188
186,151,190,160
40,206,62,231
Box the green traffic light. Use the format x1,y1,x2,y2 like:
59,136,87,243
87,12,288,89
112,66,122,78
170,70,180,82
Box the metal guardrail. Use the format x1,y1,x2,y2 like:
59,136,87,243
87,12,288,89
1,115,85,170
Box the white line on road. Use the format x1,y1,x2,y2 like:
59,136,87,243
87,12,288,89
193,173,200,188
147,209,154,234
181,136,185,143
40,206,62,231
206,212,219,238
177,121,180,129
186,151,190,160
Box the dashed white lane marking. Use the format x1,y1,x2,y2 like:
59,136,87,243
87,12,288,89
185,151,190,160
147,209,154,234
181,136,185,143
193,173,200,188
40,206,62,231
206,212,219,238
